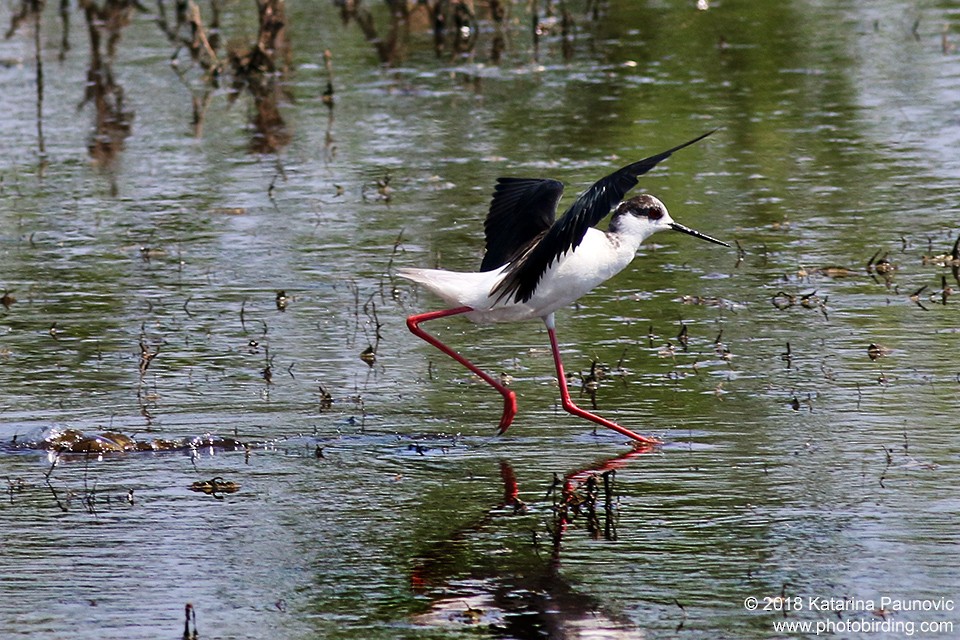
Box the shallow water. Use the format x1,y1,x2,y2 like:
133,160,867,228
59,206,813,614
1,1,959,638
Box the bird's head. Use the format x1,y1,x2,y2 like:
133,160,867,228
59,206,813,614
610,194,729,247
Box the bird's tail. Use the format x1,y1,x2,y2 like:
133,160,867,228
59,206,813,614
397,267,495,309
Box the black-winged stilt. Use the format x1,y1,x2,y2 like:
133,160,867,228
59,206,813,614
400,131,728,447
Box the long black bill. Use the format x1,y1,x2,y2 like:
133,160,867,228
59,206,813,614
670,222,730,247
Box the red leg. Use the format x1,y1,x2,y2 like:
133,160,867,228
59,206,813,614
544,315,660,448
406,306,518,433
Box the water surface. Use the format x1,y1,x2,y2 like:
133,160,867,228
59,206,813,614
1,1,959,638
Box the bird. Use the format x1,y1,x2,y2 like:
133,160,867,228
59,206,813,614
399,130,729,447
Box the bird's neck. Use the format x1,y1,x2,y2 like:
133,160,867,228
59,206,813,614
605,221,653,256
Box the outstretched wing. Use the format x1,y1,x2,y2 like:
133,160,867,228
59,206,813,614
491,129,717,303
479,178,565,272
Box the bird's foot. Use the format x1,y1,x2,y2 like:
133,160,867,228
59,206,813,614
496,390,518,435
629,436,661,451
561,399,660,447
607,423,660,448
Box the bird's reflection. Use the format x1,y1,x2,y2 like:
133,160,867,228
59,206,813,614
410,448,654,637
546,445,653,545
562,444,654,492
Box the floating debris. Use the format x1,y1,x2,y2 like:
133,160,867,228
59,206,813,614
909,285,929,310
771,289,828,318
139,341,160,376
867,248,896,275
189,477,240,497
318,383,333,411
867,343,891,361
676,294,746,310
780,342,793,368
677,323,689,351
921,233,960,268
275,290,289,311
139,246,166,261
930,275,954,305
360,345,377,366
814,266,858,278
4,428,248,456
866,249,897,287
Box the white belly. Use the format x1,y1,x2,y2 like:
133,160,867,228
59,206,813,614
400,228,637,324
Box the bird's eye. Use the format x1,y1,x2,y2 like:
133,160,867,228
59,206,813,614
645,207,664,220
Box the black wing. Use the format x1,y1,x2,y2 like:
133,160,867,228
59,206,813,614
491,129,717,303
479,178,565,272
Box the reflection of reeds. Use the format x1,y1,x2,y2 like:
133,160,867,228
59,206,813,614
158,0,223,78
57,0,70,60
78,0,135,171
159,0,293,152
3,0,40,39
337,0,407,65
6,0,47,167
227,0,291,153
336,0,485,64
334,0,593,66
7,0,610,165
159,1,223,138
